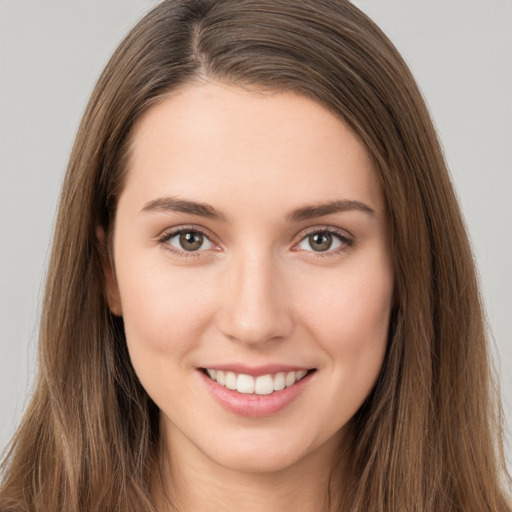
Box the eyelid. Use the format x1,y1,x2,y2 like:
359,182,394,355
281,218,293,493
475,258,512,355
292,225,354,255
157,224,221,257
157,224,353,259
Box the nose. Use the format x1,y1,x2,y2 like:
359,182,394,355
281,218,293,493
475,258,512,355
216,253,293,346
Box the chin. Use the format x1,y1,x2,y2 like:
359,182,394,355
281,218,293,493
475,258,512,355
196,426,344,476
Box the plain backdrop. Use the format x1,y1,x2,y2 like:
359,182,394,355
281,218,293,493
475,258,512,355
1,0,511,467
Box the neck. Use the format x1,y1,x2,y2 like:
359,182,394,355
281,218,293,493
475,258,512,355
154,425,349,512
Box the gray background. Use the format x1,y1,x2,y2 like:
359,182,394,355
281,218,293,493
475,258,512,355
1,0,511,468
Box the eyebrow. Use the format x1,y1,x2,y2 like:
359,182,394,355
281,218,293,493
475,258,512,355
287,199,375,222
141,196,229,221
140,196,374,222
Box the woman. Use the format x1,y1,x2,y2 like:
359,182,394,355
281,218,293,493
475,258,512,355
0,1,510,511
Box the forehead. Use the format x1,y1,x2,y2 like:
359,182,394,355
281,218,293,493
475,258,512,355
122,82,384,217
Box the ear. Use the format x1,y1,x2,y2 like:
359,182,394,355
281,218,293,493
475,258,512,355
96,227,123,316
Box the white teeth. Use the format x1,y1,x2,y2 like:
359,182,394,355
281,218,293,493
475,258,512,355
273,372,285,391
255,375,274,395
206,368,310,395
237,374,255,394
285,371,296,387
225,371,237,390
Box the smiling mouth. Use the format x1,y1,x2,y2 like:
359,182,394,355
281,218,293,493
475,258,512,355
201,368,316,395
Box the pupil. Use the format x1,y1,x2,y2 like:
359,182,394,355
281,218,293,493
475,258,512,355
310,232,332,252
180,231,203,251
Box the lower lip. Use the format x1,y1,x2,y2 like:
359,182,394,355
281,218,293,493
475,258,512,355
199,370,314,417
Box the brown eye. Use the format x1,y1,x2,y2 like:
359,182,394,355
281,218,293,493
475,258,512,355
179,231,204,251
297,230,348,254
308,232,333,252
165,229,214,253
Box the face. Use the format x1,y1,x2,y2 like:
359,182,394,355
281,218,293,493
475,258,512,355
106,82,394,475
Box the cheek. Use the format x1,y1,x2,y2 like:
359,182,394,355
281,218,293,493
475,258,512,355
116,260,217,357
115,264,222,408
294,257,393,362
297,262,392,424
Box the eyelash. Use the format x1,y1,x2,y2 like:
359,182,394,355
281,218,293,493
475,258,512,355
295,227,354,258
157,225,354,259
158,225,218,259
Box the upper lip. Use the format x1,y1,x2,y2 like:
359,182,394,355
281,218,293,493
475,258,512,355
198,364,315,377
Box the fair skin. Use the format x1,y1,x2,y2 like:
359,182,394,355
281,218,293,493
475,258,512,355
104,82,394,512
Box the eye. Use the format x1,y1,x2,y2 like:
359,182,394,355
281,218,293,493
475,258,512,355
296,229,351,254
163,229,215,253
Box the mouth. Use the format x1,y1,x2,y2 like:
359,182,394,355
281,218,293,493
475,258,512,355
200,368,316,396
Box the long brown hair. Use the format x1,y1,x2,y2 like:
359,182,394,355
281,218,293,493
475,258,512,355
1,1,509,510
